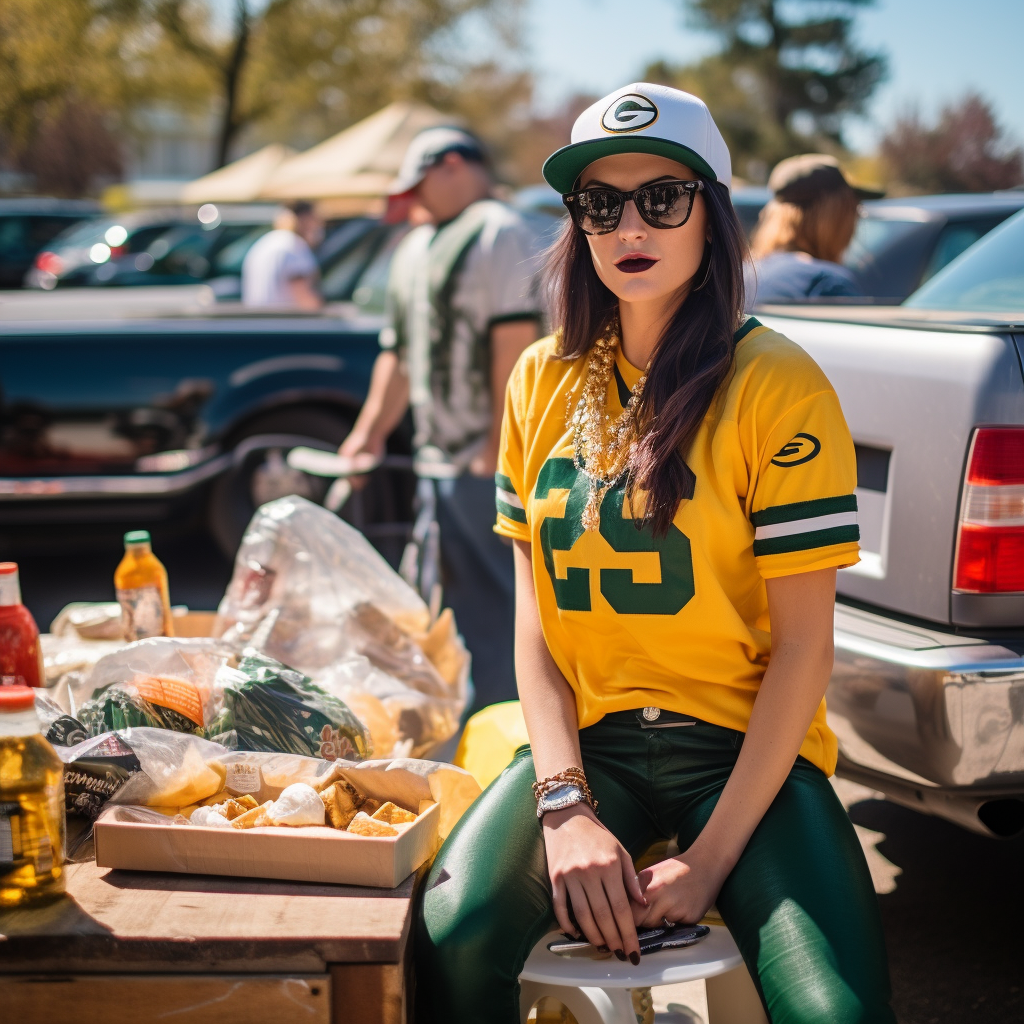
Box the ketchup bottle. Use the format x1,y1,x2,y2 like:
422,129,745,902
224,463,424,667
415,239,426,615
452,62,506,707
0,563,44,688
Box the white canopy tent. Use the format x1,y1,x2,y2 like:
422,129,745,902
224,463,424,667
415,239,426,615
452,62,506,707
180,144,296,204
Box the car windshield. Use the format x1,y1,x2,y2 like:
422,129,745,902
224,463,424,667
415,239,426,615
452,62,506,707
843,216,926,274
904,209,1024,313
49,217,114,248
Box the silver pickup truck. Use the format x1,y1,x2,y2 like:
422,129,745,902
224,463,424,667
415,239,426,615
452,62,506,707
756,211,1024,839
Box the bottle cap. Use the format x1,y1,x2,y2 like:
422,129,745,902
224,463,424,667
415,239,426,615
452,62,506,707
124,530,151,546
0,685,36,712
0,562,21,606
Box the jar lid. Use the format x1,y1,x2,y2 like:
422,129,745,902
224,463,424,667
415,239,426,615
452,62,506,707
0,685,35,711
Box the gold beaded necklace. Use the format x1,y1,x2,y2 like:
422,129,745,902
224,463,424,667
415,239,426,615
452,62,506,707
568,319,648,531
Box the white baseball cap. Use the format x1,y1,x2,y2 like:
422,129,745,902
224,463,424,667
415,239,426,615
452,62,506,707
390,127,485,195
542,83,731,194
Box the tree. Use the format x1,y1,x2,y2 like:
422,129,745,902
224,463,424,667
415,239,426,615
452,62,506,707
650,0,886,179
0,0,147,193
880,93,1024,194
146,0,523,169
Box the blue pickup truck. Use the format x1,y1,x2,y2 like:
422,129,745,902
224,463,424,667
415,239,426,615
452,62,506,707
0,310,413,558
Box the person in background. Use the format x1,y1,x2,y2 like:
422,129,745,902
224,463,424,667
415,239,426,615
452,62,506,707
242,200,324,309
339,127,543,711
746,154,878,305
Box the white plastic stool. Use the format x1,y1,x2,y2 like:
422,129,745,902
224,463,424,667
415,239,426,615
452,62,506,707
518,926,768,1024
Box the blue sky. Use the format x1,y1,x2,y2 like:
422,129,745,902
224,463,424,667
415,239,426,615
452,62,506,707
523,0,1024,154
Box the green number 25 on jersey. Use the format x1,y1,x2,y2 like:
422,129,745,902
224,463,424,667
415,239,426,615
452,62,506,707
532,458,694,615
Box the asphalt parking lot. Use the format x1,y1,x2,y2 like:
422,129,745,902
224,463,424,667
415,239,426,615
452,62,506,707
9,524,1024,1024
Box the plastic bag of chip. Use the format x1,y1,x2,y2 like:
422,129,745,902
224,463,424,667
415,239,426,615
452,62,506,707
73,638,235,737
58,731,143,819
213,496,470,757
205,651,370,761
107,728,230,811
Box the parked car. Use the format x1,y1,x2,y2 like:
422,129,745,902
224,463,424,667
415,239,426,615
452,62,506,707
25,210,188,290
81,204,278,289
842,192,1024,302
0,312,413,561
0,198,99,289
755,209,1024,838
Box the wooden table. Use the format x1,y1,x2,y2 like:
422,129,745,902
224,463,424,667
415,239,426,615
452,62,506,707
0,833,421,1024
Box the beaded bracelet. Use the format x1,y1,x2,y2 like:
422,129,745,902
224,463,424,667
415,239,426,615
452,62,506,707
532,766,599,814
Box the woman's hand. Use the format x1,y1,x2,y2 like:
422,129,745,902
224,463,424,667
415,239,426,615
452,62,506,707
543,804,648,963
634,843,731,929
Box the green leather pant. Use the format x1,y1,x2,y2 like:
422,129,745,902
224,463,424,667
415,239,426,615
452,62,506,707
417,711,896,1024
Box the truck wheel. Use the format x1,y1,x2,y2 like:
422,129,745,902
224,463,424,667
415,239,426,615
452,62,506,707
207,408,353,559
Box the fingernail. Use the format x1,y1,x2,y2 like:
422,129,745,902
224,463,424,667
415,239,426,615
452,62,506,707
614,949,627,962
629,951,640,966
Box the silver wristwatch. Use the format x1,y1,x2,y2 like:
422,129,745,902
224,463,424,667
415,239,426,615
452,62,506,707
536,783,587,821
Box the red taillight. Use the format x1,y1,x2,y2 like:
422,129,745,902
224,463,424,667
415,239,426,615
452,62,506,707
967,428,1024,485
34,251,63,275
954,427,1024,593
109,245,127,259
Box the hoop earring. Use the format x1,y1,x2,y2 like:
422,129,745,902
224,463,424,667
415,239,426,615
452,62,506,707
693,243,713,291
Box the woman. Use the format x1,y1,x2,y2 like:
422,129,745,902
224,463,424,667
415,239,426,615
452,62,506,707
417,83,894,1024
746,153,868,305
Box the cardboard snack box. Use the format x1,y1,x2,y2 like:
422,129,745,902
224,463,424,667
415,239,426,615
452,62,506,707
93,800,440,889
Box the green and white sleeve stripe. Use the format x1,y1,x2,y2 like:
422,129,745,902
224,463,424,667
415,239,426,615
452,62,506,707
751,495,859,556
495,472,527,524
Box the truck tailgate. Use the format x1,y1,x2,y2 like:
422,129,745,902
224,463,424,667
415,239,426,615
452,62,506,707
759,314,1024,625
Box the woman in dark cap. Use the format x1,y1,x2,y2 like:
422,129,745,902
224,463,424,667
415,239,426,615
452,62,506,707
746,154,877,304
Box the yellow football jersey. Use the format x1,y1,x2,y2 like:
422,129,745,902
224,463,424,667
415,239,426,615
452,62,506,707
494,318,859,774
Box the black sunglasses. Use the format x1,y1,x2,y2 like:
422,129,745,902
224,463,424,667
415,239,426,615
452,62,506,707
562,179,703,235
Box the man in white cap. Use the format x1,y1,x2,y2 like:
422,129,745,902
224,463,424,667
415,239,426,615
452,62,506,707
339,126,543,712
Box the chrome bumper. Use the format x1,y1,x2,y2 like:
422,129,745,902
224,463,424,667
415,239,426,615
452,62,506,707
829,603,1024,793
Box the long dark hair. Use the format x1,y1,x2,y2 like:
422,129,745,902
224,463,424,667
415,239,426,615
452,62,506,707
548,177,747,536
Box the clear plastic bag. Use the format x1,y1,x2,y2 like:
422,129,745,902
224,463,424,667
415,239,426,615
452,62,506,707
214,497,470,757
73,637,236,736
108,729,231,810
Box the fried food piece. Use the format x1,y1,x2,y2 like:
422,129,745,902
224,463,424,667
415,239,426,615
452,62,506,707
200,790,230,808
347,812,397,837
371,801,416,825
361,797,382,817
217,798,253,821
311,764,346,794
231,802,274,829
321,781,361,830
235,794,259,810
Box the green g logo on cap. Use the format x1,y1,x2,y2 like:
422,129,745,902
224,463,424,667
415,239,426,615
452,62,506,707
601,93,659,134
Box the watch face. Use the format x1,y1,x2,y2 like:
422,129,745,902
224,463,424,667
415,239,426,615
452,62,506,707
537,783,585,818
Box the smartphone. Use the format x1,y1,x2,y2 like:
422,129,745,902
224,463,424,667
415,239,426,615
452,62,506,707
548,923,709,957
638,923,710,954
